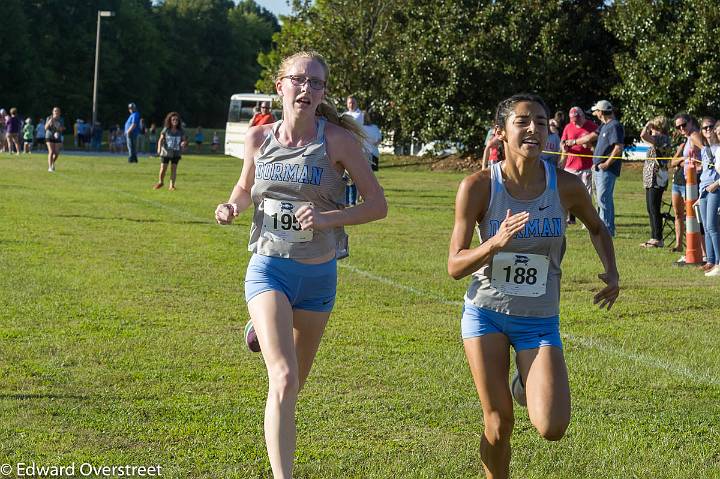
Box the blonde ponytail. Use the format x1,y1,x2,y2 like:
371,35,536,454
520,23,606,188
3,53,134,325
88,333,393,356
277,51,367,142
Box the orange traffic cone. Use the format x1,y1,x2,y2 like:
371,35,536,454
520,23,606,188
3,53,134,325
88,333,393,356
684,163,703,264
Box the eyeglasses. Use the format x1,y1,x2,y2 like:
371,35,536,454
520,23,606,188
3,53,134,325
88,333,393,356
702,125,714,131
260,106,269,110
675,122,688,130
282,75,326,90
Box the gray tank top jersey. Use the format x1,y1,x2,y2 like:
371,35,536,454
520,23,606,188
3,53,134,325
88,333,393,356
248,118,347,259
465,160,567,317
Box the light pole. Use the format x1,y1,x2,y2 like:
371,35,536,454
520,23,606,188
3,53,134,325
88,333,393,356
91,10,115,129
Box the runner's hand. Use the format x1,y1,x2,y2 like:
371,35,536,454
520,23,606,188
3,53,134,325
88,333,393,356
492,209,530,250
295,205,328,231
215,203,237,225
594,271,619,310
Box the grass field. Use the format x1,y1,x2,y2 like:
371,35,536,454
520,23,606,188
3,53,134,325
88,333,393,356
0,152,718,479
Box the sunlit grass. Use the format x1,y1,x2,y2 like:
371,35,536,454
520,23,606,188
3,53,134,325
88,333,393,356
0,153,718,478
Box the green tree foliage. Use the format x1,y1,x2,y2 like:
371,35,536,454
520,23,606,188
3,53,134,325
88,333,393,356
256,0,398,118
258,0,616,152
5,0,277,129
607,0,720,131
0,0,41,116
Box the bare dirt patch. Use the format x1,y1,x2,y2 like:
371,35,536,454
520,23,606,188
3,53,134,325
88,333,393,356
429,154,483,172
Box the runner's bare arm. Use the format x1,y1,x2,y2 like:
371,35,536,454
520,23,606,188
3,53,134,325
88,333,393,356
448,172,529,279
313,123,387,228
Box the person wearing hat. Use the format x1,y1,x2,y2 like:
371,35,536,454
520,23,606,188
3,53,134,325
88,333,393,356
583,100,624,236
125,102,141,163
560,106,598,224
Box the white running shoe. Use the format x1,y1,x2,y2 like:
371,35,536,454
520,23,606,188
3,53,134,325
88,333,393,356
510,370,527,407
705,265,720,277
48,167,54,172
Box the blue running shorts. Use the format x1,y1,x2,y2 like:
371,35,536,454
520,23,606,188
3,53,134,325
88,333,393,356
461,302,562,351
244,254,337,312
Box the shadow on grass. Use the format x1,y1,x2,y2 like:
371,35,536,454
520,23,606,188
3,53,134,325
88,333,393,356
53,213,209,225
380,160,437,169
0,392,90,401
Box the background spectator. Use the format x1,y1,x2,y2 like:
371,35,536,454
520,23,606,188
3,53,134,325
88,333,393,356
194,126,204,152
147,123,158,154
249,102,275,126
363,111,381,171
22,118,34,154
554,110,567,134
344,95,364,125
5,108,22,154
670,113,704,255
0,109,6,153
73,119,81,148
153,111,188,191
481,127,503,169
35,117,45,150
560,106,597,224
589,99,624,237
45,106,65,171
541,118,561,166
697,117,720,274
639,116,671,248
91,121,103,151
80,120,91,149
125,103,141,163
137,118,147,153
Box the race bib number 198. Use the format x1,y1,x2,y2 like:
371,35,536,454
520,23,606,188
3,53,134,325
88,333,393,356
490,252,549,297
261,198,313,243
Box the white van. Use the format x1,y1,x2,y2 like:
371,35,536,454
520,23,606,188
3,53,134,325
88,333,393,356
225,93,281,158
623,141,652,161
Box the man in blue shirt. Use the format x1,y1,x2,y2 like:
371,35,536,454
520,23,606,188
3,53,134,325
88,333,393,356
574,100,624,236
125,102,141,163
590,100,623,236
576,100,625,236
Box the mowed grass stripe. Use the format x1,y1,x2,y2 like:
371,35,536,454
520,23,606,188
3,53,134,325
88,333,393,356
1,153,719,478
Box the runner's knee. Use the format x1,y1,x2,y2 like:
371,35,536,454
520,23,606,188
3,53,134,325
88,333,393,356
483,410,514,444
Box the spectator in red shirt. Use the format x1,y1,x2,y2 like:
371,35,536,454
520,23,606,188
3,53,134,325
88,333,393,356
249,102,275,127
560,106,598,224
481,129,503,169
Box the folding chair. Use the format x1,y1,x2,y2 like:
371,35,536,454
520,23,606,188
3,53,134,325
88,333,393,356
661,200,675,247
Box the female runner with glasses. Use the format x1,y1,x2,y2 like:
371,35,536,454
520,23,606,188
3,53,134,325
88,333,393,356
215,51,387,479
448,93,619,479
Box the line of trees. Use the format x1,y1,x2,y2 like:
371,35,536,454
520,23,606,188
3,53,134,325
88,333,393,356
1,0,279,129
257,0,720,153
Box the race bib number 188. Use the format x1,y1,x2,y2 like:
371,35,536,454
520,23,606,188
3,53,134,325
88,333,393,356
262,198,313,243
490,252,549,297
